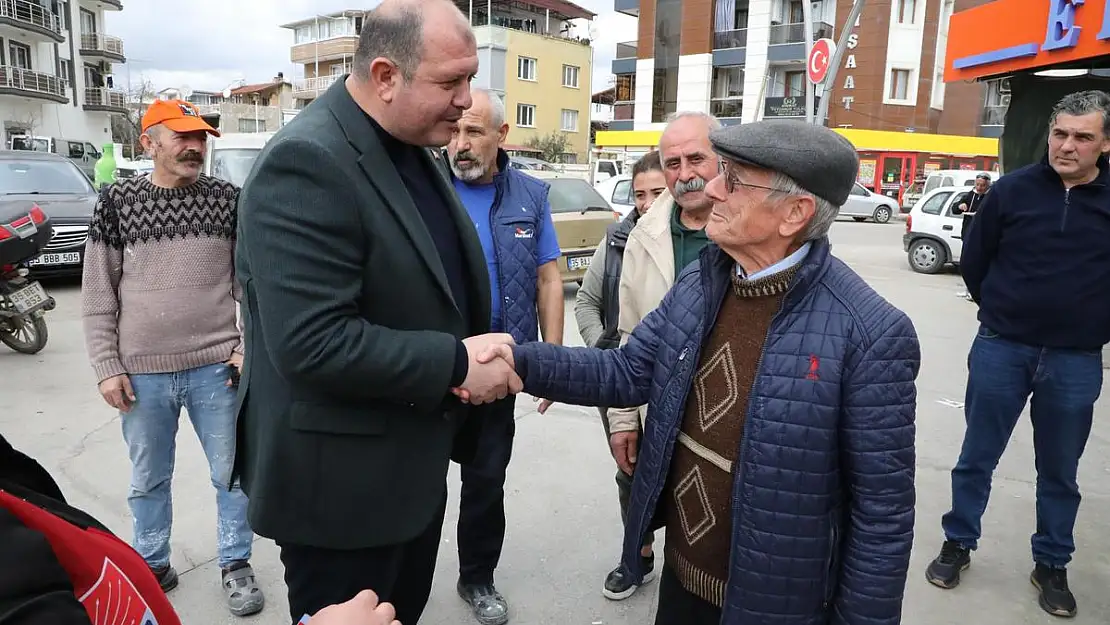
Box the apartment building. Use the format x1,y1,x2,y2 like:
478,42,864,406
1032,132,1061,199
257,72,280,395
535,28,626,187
281,9,364,110
281,1,595,162
1,0,126,150
607,0,1001,137
462,0,594,162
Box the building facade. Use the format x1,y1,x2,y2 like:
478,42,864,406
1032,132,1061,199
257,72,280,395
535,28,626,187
607,0,1004,137
1,0,127,151
282,2,595,163
281,9,364,110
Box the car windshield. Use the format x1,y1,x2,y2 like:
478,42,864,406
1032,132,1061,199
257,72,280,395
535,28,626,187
10,137,50,152
210,148,261,187
546,178,610,214
0,159,95,195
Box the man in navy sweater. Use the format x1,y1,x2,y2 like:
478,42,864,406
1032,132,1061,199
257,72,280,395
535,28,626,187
925,90,1110,618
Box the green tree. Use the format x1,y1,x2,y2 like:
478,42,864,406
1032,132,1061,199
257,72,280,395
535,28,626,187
526,131,570,163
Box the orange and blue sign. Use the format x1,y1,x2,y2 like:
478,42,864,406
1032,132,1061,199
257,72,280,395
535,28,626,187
944,0,1110,82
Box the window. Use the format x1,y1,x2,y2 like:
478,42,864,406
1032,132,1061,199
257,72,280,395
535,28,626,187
783,70,805,97
517,56,536,81
516,103,535,127
888,69,912,101
615,74,635,102
560,109,578,132
0,159,95,195
238,118,266,133
562,64,579,88
8,42,32,70
211,148,263,187
79,8,96,33
294,25,314,43
52,1,70,29
788,0,804,23
546,178,611,214
850,184,868,196
919,191,951,215
611,179,633,205
59,59,72,85
897,0,916,23
711,66,743,100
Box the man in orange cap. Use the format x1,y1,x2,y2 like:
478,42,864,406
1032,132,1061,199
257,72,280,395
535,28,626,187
80,98,265,617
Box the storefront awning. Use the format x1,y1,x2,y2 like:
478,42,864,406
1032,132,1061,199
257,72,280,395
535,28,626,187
944,0,1110,82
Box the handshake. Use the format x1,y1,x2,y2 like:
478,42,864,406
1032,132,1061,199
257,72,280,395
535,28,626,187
450,333,521,404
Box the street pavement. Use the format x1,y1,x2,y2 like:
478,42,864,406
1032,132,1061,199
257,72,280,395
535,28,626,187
4,218,1110,625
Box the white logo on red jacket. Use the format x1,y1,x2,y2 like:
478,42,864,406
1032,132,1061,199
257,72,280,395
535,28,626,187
78,558,159,625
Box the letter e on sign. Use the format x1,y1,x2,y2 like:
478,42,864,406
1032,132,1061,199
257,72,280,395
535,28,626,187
808,38,836,84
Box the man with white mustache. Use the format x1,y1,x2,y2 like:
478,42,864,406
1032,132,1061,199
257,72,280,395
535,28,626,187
596,111,721,601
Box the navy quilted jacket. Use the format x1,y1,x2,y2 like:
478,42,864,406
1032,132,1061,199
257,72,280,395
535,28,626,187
513,238,919,624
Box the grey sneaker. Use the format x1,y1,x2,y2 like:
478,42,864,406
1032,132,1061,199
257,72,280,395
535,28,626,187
457,580,509,625
221,562,265,617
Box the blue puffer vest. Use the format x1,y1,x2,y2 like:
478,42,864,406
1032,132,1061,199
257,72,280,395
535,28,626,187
451,149,550,344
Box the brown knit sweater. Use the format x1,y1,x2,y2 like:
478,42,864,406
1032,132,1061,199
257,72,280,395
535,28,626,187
664,265,799,606
81,174,241,382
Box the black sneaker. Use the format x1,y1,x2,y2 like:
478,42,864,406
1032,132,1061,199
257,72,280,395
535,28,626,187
457,581,509,625
925,540,971,589
150,565,179,593
1031,564,1077,617
602,553,656,601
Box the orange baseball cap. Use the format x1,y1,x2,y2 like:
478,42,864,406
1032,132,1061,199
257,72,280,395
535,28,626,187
141,99,220,137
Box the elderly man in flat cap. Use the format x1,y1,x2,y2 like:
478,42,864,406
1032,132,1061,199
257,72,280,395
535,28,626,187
462,120,921,624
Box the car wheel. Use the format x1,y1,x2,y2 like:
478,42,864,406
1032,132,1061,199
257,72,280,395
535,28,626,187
873,205,893,224
908,238,946,274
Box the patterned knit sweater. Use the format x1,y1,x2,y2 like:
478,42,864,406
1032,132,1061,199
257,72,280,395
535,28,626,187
81,174,241,383
663,265,799,607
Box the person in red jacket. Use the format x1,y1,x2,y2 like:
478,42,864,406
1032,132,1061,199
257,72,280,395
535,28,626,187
0,433,399,625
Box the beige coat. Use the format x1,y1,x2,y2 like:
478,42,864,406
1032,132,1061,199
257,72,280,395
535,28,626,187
607,189,679,433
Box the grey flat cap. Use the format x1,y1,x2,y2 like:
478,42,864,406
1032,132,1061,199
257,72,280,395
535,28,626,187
710,120,860,207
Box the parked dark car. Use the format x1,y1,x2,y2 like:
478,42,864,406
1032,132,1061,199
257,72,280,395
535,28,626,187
0,151,97,278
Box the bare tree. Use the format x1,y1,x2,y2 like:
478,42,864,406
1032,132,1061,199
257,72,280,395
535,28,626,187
111,77,156,159
525,131,570,163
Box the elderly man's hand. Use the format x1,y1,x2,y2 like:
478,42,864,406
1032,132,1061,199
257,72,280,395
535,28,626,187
610,430,639,475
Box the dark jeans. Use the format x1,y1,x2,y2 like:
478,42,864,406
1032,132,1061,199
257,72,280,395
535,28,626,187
942,325,1102,567
598,407,654,550
654,564,722,625
279,492,447,625
457,395,517,585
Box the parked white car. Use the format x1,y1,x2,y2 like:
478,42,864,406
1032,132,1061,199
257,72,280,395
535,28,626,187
594,173,634,217
204,132,276,187
840,182,899,223
902,185,976,274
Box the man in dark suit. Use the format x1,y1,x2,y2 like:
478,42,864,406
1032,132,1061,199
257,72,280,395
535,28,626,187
233,1,520,623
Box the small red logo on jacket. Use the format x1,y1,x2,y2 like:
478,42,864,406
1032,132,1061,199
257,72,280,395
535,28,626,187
806,355,820,381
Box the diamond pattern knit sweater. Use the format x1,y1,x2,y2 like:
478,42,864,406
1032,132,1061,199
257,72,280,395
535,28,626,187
81,174,242,383
663,264,800,607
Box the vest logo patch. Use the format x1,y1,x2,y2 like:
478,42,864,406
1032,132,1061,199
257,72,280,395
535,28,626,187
79,558,159,625
514,227,534,239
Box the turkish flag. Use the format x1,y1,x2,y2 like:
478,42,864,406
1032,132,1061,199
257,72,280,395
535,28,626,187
78,558,159,625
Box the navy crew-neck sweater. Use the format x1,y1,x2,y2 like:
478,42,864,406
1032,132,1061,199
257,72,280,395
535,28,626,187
960,157,1110,350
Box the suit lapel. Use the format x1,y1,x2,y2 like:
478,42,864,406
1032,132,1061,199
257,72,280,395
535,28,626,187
420,149,492,333
322,80,459,314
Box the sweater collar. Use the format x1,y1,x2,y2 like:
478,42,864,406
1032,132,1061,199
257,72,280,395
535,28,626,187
1039,153,1110,188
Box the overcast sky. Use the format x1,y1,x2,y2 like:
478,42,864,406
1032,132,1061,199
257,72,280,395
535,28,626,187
105,0,634,97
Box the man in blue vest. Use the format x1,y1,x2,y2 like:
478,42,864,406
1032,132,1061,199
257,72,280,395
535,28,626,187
446,87,564,625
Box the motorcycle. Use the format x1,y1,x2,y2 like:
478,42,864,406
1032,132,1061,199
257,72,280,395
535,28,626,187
0,201,56,354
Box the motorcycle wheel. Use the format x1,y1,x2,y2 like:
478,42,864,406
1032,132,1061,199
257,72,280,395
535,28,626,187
0,314,48,354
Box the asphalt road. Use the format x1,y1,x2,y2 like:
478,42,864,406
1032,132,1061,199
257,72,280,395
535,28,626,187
4,218,1110,625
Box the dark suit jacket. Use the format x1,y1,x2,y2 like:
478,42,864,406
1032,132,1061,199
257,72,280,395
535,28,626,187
233,78,490,550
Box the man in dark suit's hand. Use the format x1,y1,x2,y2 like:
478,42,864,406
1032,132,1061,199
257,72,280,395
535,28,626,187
456,334,521,403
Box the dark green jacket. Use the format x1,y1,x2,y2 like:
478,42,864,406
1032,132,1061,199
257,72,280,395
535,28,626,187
232,79,490,549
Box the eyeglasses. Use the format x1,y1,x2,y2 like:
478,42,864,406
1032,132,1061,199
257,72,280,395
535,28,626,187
718,160,789,195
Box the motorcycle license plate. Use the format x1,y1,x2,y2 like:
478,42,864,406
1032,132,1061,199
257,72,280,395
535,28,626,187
9,281,49,314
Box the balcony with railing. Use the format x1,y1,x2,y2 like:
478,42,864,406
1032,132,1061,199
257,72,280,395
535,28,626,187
713,28,748,50
710,99,743,119
83,87,127,113
612,40,637,75
99,0,122,10
769,21,834,45
0,66,67,103
0,0,64,42
467,12,591,47
79,32,126,62
292,75,343,99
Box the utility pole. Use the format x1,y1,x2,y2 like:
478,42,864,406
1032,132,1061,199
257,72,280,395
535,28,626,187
815,0,866,126
802,0,815,123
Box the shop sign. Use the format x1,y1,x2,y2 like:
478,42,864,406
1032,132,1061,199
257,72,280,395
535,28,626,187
840,15,860,111
763,96,818,117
